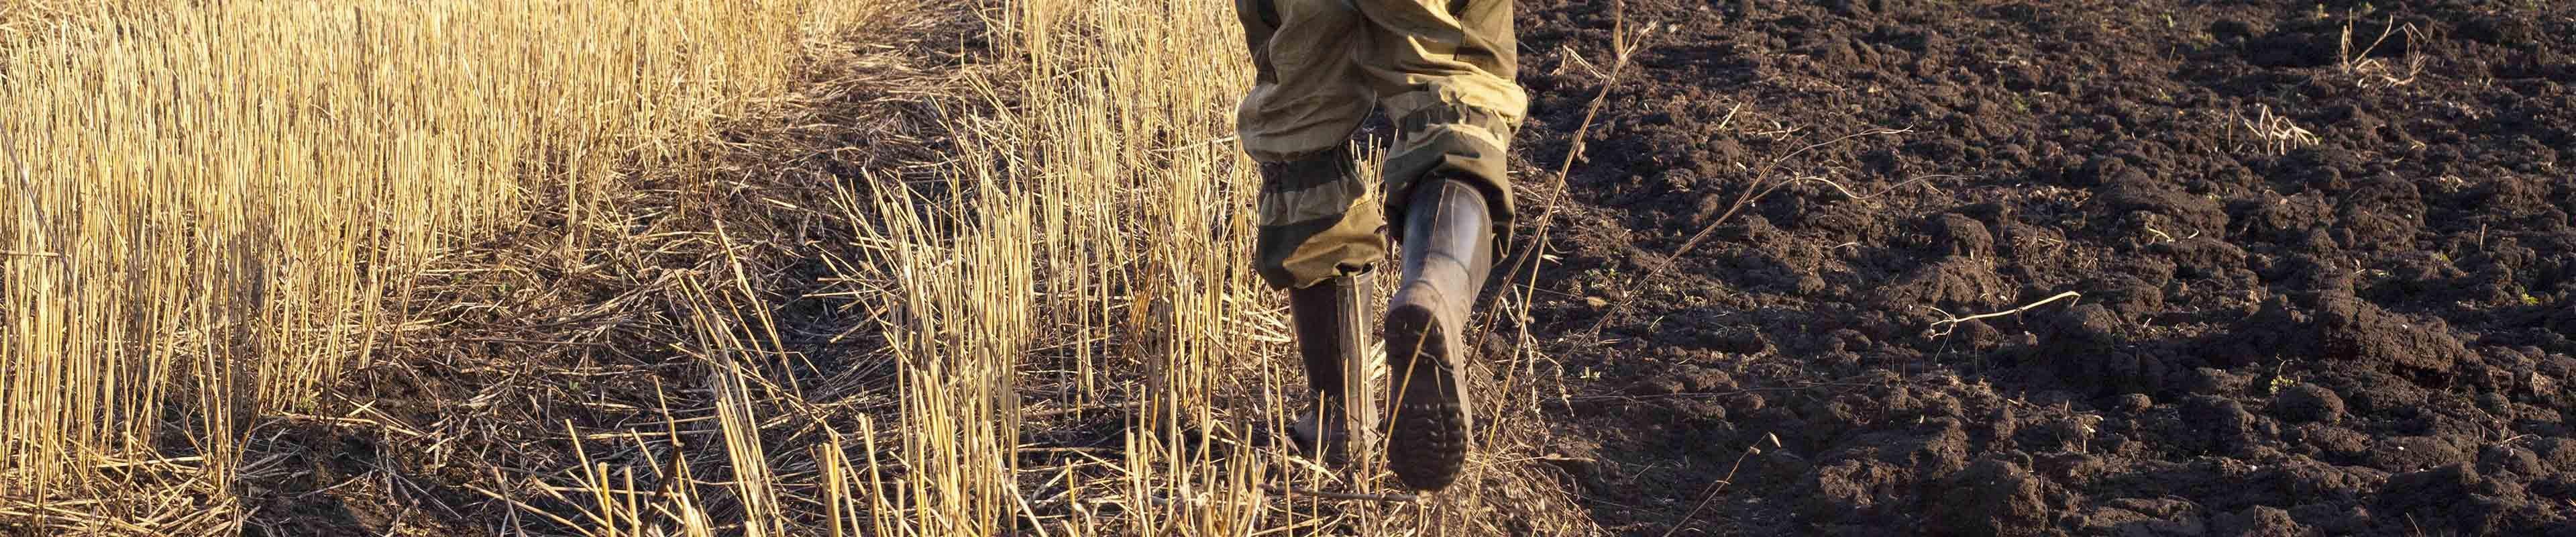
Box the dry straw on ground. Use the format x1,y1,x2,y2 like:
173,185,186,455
3,0,1599,534
3,0,825,533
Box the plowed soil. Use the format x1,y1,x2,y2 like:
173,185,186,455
1505,0,2576,534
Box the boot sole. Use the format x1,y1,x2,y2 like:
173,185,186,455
1383,303,1467,491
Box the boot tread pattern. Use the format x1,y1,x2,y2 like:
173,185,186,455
1384,304,1466,491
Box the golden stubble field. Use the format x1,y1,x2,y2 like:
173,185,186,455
2,0,1596,535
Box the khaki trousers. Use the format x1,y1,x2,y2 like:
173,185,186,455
1238,0,1526,289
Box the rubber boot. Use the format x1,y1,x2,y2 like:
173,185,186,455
1286,273,1368,466
1383,177,1495,491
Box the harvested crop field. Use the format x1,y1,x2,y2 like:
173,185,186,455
1507,0,2576,534
7,0,2573,536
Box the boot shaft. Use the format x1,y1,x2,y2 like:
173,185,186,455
1393,178,1497,317
1287,273,1370,397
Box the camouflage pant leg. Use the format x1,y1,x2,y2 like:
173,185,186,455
1237,0,1387,290
1351,0,1526,226
1236,0,1525,290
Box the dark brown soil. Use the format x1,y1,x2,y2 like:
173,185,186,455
1503,0,2576,534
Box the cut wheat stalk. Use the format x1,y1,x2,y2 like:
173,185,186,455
1925,291,2086,338
1258,484,1417,503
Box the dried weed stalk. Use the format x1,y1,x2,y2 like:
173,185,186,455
2340,17,2426,89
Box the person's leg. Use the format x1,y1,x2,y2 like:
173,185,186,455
1353,0,1525,222
1236,0,1385,292
1234,0,1383,463
1350,0,1526,491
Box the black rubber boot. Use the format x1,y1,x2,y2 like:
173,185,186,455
1288,399,1348,466
1287,273,1368,465
1383,177,1495,491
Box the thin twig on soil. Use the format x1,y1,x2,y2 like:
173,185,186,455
1666,131,1927,264
1562,382,1874,403
1581,130,1937,335
1924,291,2084,338
1659,433,1774,536
2338,16,2422,88
1497,0,1653,348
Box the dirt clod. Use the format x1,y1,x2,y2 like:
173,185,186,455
2209,505,2309,537
2270,383,2346,425
1931,457,2051,537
